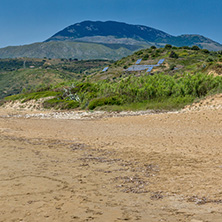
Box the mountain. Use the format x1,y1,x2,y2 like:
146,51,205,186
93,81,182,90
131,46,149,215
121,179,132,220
46,21,222,51
0,21,222,60
46,20,172,43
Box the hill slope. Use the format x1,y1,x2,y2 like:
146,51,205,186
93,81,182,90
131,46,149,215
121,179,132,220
0,58,111,99
0,41,136,60
2,46,222,111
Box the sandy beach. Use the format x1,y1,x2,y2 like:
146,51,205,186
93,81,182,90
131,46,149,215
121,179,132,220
0,97,222,221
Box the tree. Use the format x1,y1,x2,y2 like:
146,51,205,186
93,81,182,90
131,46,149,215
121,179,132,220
191,45,200,50
164,44,172,49
202,49,210,54
150,46,156,49
181,46,190,50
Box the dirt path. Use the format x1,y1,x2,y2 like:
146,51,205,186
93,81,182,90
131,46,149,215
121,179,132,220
0,104,222,221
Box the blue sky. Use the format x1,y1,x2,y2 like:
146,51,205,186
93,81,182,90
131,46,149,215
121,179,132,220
1,0,222,48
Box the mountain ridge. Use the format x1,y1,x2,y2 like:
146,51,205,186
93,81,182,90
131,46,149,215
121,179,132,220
46,20,222,50
0,20,222,60
46,20,172,43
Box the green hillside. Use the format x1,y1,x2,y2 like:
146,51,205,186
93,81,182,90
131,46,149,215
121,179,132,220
94,45,222,80
0,41,137,60
0,58,111,99
2,45,222,111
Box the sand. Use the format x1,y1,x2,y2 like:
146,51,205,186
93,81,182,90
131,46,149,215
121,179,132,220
0,97,222,222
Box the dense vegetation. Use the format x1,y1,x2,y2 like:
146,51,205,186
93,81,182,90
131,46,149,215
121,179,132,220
0,59,44,72
1,46,222,111
5,72,222,111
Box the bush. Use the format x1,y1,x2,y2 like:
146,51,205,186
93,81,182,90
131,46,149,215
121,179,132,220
62,100,79,109
142,54,149,60
179,52,189,57
206,56,214,62
202,49,210,54
135,50,143,55
191,45,200,50
43,98,60,109
181,46,190,49
70,82,95,94
169,64,176,70
88,96,122,110
169,51,179,59
43,98,79,109
150,46,156,49
164,44,172,49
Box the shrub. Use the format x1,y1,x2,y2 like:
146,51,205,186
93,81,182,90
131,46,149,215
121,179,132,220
150,46,156,49
142,54,149,60
43,98,79,109
181,46,190,49
191,45,200,50
169,64,176,70
206,56,214,62
43,98,60,109
135,50,143,55
169,51,179,59
88,96,122,110
164,44,172,49
179,52,189,57
70,82,95,94
202,49,210,54
62,100,79,109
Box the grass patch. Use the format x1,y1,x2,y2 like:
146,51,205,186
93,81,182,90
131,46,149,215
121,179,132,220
43,98,79,110
5,91,61,102
88,96,122,110
93,96,195,111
